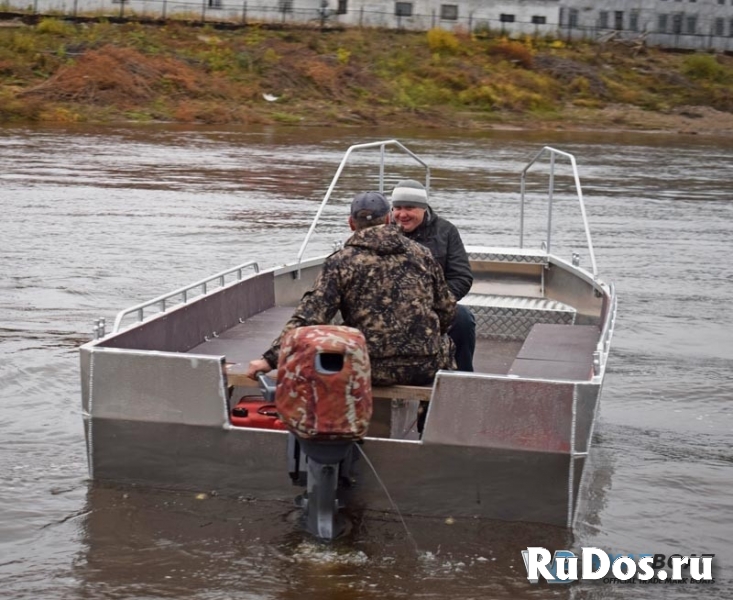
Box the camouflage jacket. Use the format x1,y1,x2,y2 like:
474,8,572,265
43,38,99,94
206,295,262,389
263,224,456,385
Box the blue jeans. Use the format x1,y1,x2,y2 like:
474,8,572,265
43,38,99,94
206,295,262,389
449,304,476,372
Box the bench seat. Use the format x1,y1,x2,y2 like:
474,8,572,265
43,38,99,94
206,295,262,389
508,323,600,381
224,363,433,401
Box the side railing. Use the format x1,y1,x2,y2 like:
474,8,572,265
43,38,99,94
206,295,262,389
294,139,430,275
104,260,260,336
520,146,598,279
592,283,617,377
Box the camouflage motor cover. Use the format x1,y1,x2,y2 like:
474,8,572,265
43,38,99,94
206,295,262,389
275,325,373,440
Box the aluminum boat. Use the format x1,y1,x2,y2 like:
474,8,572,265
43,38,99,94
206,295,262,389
80,140,617,530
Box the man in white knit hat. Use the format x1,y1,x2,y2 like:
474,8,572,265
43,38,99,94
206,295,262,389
391,179,476,372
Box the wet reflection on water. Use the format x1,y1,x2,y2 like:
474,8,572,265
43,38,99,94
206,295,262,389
1,124,731,599
72,485,574,600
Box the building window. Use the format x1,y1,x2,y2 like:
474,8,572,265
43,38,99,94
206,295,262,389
395,2,412,17
499,14,515,23
440,4,458,20
278,0,293,13
658,14,668,32
718,0,724,4
630,11,639,31
614,11,624,30
599,11,609,29
569,9,579,28
531,15,546,25
715,17,725,36
672,13,683,34
208,0,222,8
337,0,347,14
686,15,697,34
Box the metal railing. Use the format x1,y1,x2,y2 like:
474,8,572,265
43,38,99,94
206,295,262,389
519,146,598,279
593,282,617,376
110,260,260,334
295,139,429,272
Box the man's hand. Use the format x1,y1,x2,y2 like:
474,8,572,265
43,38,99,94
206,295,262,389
246,358,272,379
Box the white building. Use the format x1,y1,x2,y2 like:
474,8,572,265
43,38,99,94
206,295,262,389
8,0,733,51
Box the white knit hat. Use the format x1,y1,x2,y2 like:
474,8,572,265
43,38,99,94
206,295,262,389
391,179,429,208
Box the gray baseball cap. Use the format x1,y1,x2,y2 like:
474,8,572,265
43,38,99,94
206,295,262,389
350,191,390,221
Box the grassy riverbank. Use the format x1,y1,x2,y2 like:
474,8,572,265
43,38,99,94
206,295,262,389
2,17,733,135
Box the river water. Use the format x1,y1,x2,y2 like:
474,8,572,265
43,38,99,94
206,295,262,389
0,125,731,599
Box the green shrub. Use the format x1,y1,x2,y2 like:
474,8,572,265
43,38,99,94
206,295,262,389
272,111,302,124
681,54,728,83
336,47,351,65
36,18,75,36
457,85,497,107
427,28,459,54
7,32,39,54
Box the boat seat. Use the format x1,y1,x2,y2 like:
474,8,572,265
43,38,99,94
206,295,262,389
371,384,432,401
224,363,432,401
508,323,600,381
459,293,576,341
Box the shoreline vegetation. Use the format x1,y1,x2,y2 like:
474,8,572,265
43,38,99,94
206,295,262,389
1,16,733,136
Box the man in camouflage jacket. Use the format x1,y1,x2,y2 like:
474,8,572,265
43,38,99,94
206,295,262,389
246,191,456,386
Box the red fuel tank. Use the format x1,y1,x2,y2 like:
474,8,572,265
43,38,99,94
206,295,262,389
230,396,288,430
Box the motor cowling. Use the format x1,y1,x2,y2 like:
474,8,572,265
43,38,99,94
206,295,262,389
275,325,373,441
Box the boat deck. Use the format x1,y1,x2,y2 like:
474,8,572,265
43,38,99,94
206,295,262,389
188,305,522,377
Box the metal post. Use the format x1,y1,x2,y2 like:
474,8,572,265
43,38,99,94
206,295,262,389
519,173,526,248
202,0,207,24
242,0,247,24
162,0,167,20
547,153,555,254
319,0,327,29
378,144,385,192
119,0,125,19
73,0,78,18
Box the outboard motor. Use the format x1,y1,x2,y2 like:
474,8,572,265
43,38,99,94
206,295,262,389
274,325,373,540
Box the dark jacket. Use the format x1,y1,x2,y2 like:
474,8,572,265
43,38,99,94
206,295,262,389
400,207,473,301
263,224,456,386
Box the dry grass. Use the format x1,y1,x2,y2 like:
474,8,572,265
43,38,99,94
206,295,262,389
21,45,203,105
